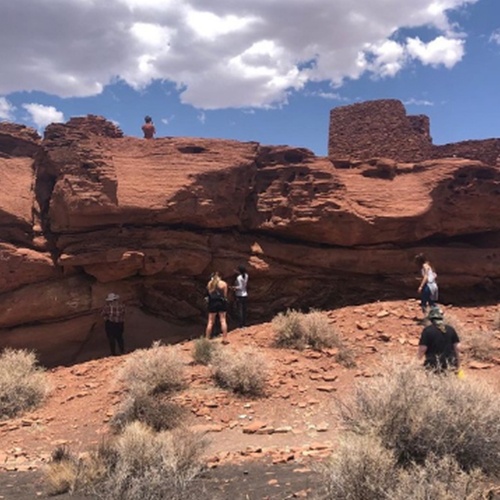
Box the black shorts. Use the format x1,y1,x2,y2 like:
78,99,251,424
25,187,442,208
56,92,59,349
208,298,228,313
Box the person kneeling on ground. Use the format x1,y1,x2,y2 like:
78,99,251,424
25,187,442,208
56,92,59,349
418,307,460,373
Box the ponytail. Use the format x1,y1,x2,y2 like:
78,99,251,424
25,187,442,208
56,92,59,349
207,273,220,293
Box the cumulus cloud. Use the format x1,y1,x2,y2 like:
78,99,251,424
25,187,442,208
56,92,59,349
0,97,15,121
22,103,65,129
0,0,478,109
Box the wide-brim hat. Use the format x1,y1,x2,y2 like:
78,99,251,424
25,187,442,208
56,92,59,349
106,293,120,301
428,307,443,321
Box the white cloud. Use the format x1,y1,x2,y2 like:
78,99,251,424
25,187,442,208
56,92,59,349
490,29,500,45
197,111,206,124
0,0,478,109
0,97,15,121
406,36,465,68
403,98,434,106
22,103,65,129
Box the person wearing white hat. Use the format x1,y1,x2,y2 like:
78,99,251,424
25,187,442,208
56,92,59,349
101,293,126,355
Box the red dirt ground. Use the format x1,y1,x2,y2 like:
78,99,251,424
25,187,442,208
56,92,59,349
1,299,499,499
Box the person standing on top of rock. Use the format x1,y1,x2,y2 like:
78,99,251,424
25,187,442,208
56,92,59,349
101,293,126,356
205,272,229,344
232,265,249,328
141,115,156,139
418,307,460,373
415,253,439,316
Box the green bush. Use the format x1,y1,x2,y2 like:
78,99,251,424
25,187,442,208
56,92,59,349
0,348,49,419
212,347,269,396
118,341,185,397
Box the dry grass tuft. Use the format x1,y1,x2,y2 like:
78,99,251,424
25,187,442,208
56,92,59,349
339,360,500,475
212,347,269,396
110,394,187,433
272,309,306,350
272,309,355,366
0,348,49,420
118,341,185,397
192,337,220,365
493,310,500,331
45,423,208,499
464,329,497,362
319,435,487,500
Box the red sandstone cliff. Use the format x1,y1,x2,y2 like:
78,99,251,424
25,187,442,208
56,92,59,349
0,108,499,365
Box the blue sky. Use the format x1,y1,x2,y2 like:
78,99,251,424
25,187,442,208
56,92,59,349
1,0,499,156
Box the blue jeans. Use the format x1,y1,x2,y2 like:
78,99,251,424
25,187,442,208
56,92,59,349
420,284,436,312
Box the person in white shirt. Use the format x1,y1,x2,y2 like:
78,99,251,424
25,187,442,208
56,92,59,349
233,265,249,328
415,253,439,316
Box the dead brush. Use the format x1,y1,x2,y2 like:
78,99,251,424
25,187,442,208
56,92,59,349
0,348,50,419
118,341,185,397
96,423,208,500
212,346,269,396
464,329,497,362
45,423,208,500
192,337,220,365
318,435,487,500
272,309,356,366
110,394,187,433
338,360,500,476
272,309,306,350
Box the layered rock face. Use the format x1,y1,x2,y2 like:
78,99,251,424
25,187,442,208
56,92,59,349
1,109,499,365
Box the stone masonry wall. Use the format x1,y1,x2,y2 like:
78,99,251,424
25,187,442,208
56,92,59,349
328,99,500,166
432,139,500,166
328,99,432,162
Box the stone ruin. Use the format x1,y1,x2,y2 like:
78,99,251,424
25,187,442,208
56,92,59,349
328,99,500,166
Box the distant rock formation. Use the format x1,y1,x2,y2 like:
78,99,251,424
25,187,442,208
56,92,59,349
1,105,499,365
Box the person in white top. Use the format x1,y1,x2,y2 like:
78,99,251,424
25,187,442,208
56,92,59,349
233,265,249,328
415,253,439,315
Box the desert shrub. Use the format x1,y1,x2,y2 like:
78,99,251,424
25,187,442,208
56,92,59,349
318,436,486,500
301,310,343,350
272,309,306,350
272,310,356,366
110,394,187,433
45,423,208,500
118,341,185,397
464,329,497,362
97,423,208,500
319,434,398,500
494,310,500,331
339,361,500,475
443,312,466,335
334,345,357,368
212,347,269,396
192,337,220,365
0,348,49,419
391,454,486,500
45,446,78,496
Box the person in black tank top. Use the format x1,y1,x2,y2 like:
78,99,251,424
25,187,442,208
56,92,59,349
205,272,229,343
